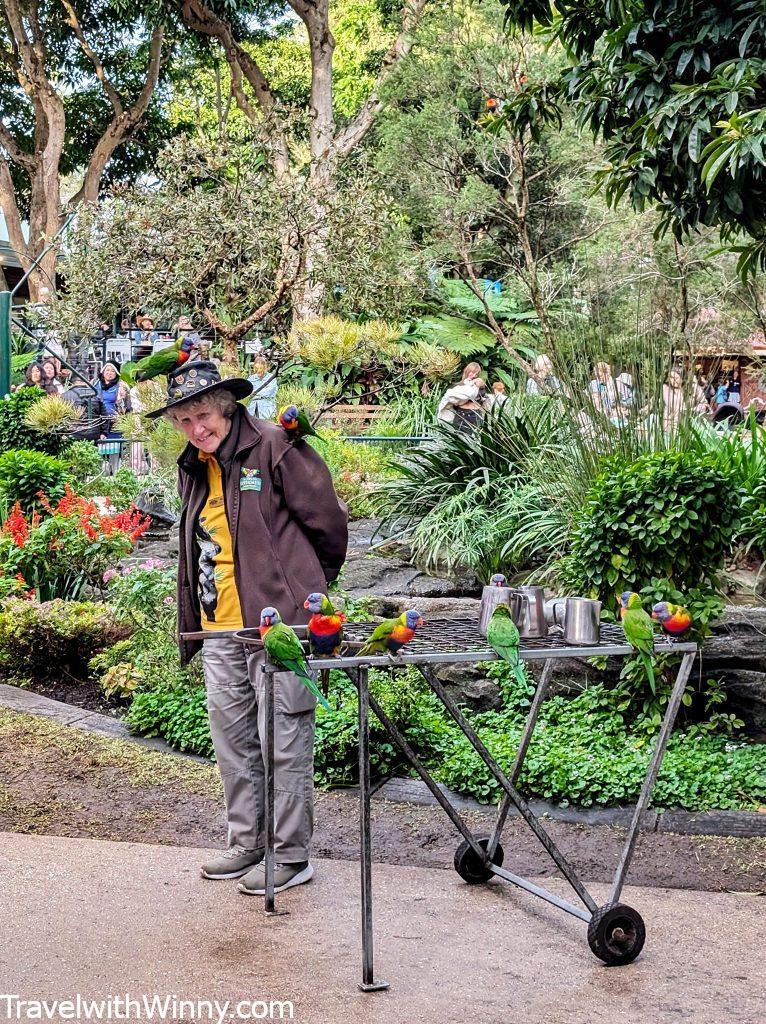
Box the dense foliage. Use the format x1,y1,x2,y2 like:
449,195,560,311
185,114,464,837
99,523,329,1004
502,0,766,276
559,451,741,613
0,390,71,457
0,598,129,685
0,449,71,515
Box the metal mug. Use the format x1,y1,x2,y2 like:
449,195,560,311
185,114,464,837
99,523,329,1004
544,597,567,628
562,597,602,645
478,586,528,637
513,585,548,639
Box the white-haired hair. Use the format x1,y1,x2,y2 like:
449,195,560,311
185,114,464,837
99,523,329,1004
165,389,238,423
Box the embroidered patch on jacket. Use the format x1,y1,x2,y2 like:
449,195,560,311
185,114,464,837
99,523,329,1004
240,467,262,492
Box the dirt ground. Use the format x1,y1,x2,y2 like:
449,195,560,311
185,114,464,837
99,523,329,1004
0,706,764,893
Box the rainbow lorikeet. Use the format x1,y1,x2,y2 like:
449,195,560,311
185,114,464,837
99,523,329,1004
620,592,657,693
356,609,424,659
304,592,346,656
486,604,525,686
489,573,508,587
652,602,693,637
304,591,346,700
278,405,323,442
120,335,196,386
259,607,330,710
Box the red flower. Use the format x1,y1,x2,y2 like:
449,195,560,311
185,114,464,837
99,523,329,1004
3,502,29,547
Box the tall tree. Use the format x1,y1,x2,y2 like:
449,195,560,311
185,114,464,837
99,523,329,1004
375,1,600,365
0,1,174,300
501,0,766,277
178,0,431,318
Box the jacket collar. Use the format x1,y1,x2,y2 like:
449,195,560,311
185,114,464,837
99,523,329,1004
177,406,263,476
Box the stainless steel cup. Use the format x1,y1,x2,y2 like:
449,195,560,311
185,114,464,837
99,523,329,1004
563,597,602,645
514,585,548,639
478,586,527,637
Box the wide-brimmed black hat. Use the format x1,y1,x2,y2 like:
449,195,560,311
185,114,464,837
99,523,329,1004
146,360,253,419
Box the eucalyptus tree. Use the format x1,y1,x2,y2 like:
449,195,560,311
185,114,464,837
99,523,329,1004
177,0,432,317
0,1,189,299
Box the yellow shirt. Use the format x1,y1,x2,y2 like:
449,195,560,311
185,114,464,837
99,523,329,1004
197,451,243,631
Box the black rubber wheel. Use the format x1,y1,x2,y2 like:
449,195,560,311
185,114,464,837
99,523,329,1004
587,903,646,966
453,836,504,885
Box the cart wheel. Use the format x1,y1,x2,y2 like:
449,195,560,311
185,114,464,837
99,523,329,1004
587,903,646,966
453,836,504,885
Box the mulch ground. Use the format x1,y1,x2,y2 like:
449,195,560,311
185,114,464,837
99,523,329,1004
0,706,764,893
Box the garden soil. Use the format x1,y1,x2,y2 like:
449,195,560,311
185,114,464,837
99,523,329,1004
0,707,764,893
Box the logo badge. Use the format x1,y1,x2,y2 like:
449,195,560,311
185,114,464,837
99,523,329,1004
240,467,262,492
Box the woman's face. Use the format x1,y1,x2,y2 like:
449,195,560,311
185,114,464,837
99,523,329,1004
668,371,682,389
42,362,55,379
103,365,117,383
173,400,231,453
144,319,154,330
29,365,42,383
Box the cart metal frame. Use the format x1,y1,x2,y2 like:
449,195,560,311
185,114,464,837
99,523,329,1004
235,620,698,991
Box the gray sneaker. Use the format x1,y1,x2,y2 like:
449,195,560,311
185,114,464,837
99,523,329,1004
200,845,264,880
238,861,314,895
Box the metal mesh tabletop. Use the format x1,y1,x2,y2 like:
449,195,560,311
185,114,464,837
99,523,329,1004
235,618,697,669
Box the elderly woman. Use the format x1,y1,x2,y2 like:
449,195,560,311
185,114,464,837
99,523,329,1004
149,360,347,895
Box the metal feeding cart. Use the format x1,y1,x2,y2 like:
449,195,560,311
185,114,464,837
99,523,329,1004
234,619,698,991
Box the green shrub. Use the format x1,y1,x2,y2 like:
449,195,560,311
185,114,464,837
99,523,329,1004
559,451,741,614
308,430,391,519
81,467,142,511
0,448,71,515
60,440,104,481
0,598,130,684
0,388,71,455
125,684,213,757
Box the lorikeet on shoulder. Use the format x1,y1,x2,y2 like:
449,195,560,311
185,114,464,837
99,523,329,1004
620,592,657,693
121,335,196,386
652,601,693,636
259,606,330,710
278,404,323,442
357,609,423,659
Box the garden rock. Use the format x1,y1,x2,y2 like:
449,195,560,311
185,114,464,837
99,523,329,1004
430,662,503,712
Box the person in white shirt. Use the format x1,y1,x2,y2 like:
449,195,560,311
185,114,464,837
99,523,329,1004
436,362,488,430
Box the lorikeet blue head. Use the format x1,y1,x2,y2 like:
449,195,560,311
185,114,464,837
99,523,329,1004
490,573,508,587
304,592,328,614
260,606,282,627
651,601,671,623
619,592,642,614
404,609,424,629
279,405,299,430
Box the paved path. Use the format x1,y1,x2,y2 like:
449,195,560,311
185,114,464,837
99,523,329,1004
0,832,762,1024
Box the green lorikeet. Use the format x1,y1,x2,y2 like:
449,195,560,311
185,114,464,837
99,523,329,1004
356,609,423,658
120,335,196,386
278,404,323,442
486,604,525,686
259,607,330,710
620,592,657,693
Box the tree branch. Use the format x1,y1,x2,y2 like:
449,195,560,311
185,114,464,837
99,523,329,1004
73,26,165,206
333,0,430,161
0,117,34,170
0,157,31,267
59,0,123,116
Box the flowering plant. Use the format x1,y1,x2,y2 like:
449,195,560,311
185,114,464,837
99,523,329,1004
0,485,151,601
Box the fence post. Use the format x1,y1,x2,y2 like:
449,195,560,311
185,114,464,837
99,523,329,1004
0,290,11,396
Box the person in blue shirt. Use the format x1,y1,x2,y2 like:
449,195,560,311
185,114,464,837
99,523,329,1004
247,355,278,420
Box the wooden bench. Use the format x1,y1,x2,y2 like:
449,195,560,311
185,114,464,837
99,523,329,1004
317,403,388,431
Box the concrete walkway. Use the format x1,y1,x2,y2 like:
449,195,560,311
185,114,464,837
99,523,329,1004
0,833,762,1024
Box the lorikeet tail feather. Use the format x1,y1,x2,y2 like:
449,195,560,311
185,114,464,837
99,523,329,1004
320,669,330,700
279,658,331,711
640,652,656,694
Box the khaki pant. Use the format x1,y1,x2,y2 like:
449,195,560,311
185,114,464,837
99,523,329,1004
202,635,315,862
